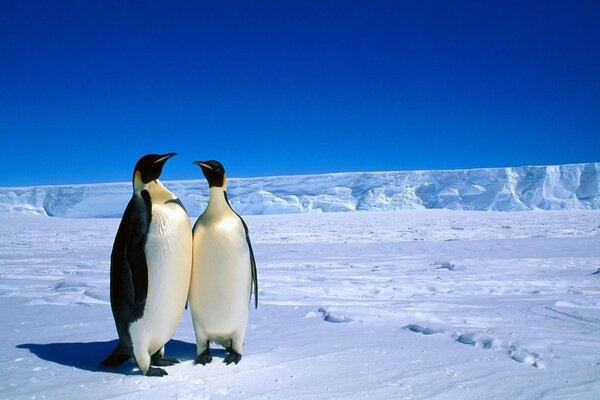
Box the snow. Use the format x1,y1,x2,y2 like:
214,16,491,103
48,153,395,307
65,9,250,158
1,210,600,399
1,162,599,217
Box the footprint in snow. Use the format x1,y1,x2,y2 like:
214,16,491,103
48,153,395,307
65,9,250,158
318,308,352,323
304,308,352,323
509,344,545,368
404,324,444,335
47,278,109,305
52,278,91,291
406,326,544,368
430,261,456,271
454,332,544,368
83,289,110,303
454,332,499,349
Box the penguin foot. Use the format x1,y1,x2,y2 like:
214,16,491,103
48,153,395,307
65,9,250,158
224,349,241,365
151,353,180,366
100,345,130,368
194,349,212,366
145,367,168,377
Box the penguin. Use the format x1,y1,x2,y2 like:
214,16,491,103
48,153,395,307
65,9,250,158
100,153,192,376
189,160,258,366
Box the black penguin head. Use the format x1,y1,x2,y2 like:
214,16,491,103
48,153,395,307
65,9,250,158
133,153,177,185
193,160,226,188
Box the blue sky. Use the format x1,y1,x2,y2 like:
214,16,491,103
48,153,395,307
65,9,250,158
1,1,599,186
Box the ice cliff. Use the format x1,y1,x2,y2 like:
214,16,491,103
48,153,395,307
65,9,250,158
1,163,598,218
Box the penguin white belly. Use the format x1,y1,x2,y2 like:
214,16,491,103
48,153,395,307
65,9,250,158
129,202,192,355
190,215,251,347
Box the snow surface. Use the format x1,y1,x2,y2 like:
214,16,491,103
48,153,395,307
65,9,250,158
1,210,600,399
1,163,599,217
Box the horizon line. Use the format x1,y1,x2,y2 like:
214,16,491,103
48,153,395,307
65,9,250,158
2,160,598,189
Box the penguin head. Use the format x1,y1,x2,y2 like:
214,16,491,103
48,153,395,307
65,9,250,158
133,153,177,188
193,160,226,189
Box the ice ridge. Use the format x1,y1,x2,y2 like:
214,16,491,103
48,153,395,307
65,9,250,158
1,163,598,218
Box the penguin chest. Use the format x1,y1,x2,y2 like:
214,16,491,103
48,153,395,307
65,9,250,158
131,202,192,351
145,203,192,273
191,215,251,335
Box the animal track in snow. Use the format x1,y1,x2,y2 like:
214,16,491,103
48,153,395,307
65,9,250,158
304,307,352,323
405,325,544,368
453,331,544,368
83,289,109,303
25,278,110,306
404,324,444,335
52,278,93,291
508,344,545,368
429,261,456,271
454,332,501,349
318,307,352,323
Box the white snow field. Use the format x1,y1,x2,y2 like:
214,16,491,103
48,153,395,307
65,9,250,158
1,162,599,217
1,210,600,399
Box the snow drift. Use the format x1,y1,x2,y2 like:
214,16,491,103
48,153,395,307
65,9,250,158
1,163,599,217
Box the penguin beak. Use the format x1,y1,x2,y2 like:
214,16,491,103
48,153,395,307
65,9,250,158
154,153,177,164
193,161,213,170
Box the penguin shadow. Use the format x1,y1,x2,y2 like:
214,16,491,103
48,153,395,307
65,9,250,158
17,339,197,374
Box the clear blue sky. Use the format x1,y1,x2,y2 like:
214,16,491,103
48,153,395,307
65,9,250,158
1,0,599,186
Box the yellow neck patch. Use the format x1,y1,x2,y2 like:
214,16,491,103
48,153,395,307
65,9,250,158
133,170,145,192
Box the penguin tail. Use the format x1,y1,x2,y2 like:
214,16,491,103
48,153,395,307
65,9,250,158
100,344,130,368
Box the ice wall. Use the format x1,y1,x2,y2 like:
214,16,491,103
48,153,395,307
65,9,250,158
1,163,598,218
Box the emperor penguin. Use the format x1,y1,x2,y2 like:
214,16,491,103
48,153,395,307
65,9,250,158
100,153,192,376
189,160,258,365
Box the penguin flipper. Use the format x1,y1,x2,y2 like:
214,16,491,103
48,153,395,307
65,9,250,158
239,217,258,309
111,191,152,323
223,192,258,309
249,237,258,309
